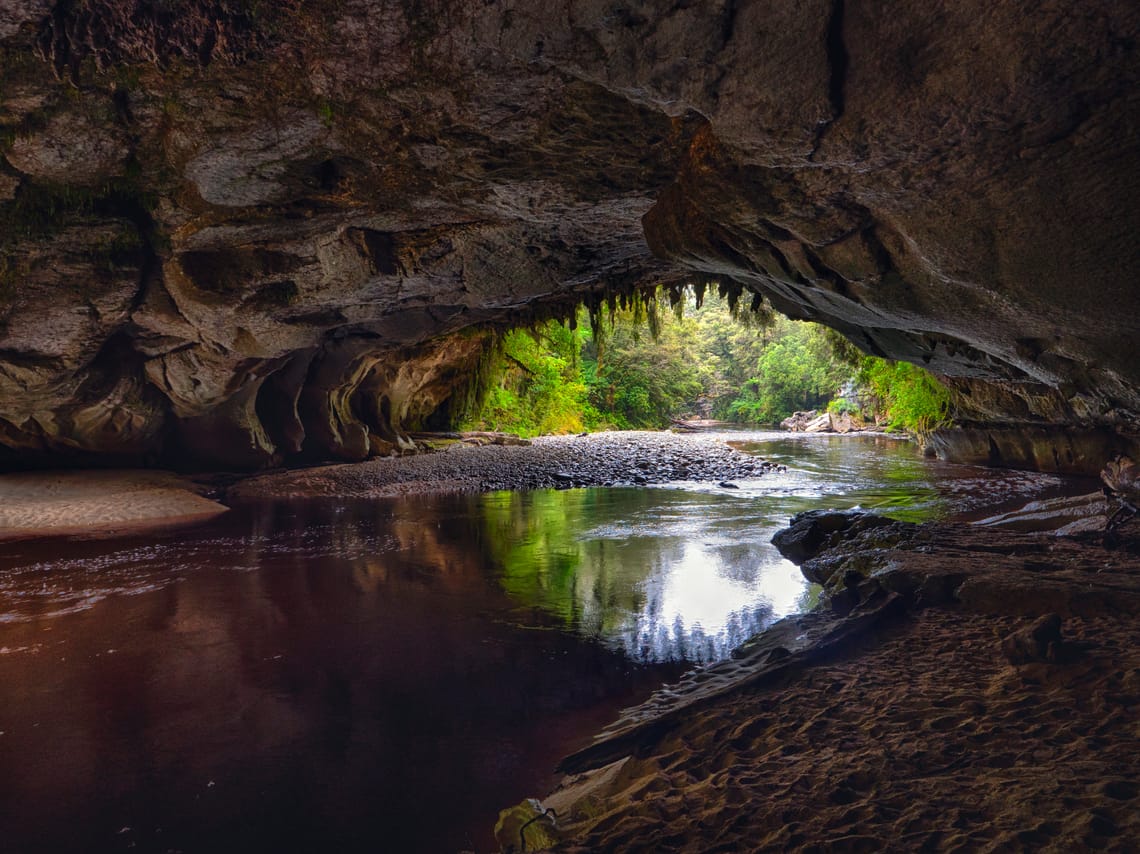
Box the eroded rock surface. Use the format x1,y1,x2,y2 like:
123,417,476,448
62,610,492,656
1,1,1138,469
530,512,1140,852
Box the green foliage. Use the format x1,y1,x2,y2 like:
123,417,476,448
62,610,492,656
0,169,156,246
464,286,849,432
0,167,161,303
91,225,146,274
464,323,598,437
460,283,952,438
719,318,850,424
582,301,705,428
856,357,952,434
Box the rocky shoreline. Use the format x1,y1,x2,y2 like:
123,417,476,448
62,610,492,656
495,510,1140,852
226,431,776,501
0,430,785,539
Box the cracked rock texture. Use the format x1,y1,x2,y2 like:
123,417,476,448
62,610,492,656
0,1,1137,470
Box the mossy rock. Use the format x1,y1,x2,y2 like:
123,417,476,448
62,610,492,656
493,799,559,853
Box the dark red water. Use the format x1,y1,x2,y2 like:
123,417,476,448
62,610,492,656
0,499,685,854
0,435,1081,853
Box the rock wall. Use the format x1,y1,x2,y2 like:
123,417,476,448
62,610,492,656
1,1,1137,470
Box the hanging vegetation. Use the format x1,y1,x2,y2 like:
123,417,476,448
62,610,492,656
458,284,952,437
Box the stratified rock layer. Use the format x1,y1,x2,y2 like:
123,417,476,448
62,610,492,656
528,515,1140,851
1,1,1137,469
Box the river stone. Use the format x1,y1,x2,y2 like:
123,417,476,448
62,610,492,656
772,510,895,565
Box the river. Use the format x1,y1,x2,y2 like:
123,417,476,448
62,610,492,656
0,433,1078,853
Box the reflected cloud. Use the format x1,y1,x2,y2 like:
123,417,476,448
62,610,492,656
475,488,803,663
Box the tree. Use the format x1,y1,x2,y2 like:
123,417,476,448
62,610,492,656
461,285,948,436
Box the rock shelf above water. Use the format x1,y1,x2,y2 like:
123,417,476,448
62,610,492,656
507,512,1140,851
0,2,1138,471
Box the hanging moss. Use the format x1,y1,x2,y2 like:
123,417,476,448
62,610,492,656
0,164,158,247
447,330,507,425
437,279,779,431
0,255,21,303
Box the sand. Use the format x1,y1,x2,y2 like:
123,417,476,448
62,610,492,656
499,521,1140,853
0,470,228,541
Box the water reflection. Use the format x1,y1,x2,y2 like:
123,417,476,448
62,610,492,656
0,500,684,853
471,434,1070,663
480,488,807,663
0,433,1077,853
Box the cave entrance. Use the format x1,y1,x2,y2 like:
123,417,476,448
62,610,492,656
442,284,948,439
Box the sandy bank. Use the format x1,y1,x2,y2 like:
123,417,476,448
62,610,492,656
497,517,1140,852
0,470,228,541
0,432,762,538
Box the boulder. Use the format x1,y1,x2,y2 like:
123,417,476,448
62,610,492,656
780,411,819,432
804,413,834,433
772,510,896,565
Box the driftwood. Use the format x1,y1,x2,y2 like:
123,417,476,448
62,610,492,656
409,430,531,446
669,418,731,432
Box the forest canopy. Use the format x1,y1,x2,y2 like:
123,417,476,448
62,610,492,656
461,290,950,437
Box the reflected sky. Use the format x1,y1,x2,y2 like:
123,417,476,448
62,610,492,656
473,433,1071,664
479,487,810,663
0,433,1079,852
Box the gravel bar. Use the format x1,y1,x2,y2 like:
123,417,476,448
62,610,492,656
227,431,774,500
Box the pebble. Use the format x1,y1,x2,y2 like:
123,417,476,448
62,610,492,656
232,430,775,499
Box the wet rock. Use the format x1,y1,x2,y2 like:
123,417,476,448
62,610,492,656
1102,455,1140,503
1001,614,1063,665
975,492,1108,535
772,510,896,565
929,429,1140,477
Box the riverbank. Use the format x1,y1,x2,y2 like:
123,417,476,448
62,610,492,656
0,431,779,540
0,470,228,542
496,514,1140,852
227,431,773,500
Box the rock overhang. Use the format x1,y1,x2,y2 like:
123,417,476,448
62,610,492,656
0,0,1136,471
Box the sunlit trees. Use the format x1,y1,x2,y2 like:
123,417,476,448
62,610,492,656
461,287,951,436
